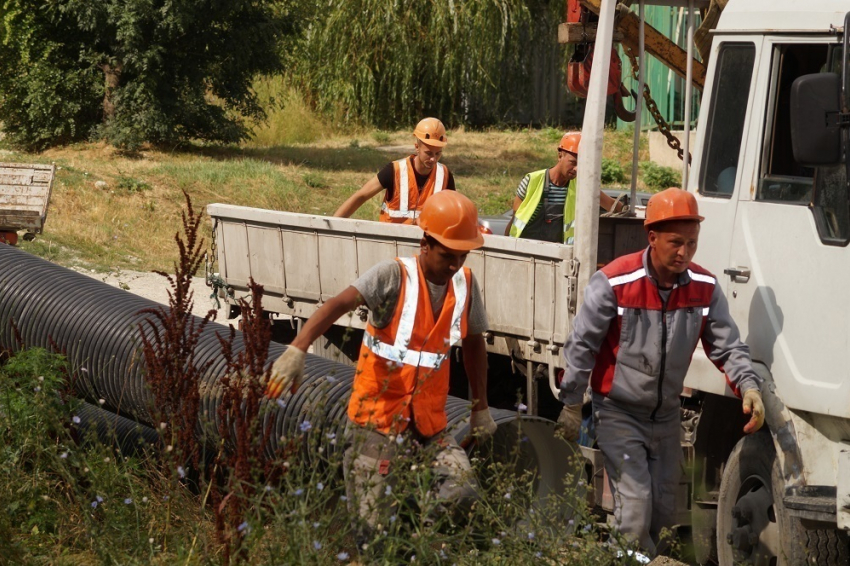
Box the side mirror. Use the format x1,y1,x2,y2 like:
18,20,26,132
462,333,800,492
790,73,842,166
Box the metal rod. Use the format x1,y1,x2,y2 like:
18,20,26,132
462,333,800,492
575,0,617,307
629,1,645,212
682,0,695,189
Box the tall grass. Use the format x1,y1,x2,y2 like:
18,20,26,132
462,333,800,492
249,76,333,147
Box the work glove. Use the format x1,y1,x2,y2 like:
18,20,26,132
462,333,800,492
557,403,583,442
742,389,765,434
265,346,306,398
470,408,498,442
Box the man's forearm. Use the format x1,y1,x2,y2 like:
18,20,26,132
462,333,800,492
463,334,489,411
291,286,363,351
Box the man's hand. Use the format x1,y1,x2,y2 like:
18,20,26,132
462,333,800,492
742,389,765,434
470,408,498,441
265,346,306,398
557,403,583,442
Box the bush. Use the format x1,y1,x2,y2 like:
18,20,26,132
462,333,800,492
640,161,681,190
601,158,626,185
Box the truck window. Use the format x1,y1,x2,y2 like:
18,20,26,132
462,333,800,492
699,43,756,198
757,44,829,204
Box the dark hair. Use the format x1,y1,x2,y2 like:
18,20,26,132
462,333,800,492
423,234,439,248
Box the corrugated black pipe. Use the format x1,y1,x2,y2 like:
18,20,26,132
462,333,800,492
0,245,579,506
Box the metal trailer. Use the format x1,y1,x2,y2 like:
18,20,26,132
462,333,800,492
0,162,56,239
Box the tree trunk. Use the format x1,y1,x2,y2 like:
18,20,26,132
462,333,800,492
100,63,122,120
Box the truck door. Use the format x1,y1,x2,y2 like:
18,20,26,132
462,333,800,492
688,39,760,396
723,39,850,417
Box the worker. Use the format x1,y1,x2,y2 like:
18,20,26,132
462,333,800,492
506,131,625,243
266,190,495,548
334,118,456,224
558,188,765,557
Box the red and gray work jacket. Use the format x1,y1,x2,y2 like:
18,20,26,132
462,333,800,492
560,248,761,421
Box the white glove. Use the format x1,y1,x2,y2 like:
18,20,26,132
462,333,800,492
557,403,583,442
470,408,498,441
265,346,306,398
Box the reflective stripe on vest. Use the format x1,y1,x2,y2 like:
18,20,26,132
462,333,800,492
380,160,446,219
362,257,467,366
509,170,577,244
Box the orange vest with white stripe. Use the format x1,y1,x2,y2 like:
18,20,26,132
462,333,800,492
347,256,471,437
379,157,449,224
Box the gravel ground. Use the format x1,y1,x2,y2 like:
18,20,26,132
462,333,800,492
73,267,228,323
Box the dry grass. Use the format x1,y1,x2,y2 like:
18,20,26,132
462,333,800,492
10,127,647,273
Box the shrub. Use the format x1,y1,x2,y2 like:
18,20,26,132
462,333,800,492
640,161,681,190
601,158,626,185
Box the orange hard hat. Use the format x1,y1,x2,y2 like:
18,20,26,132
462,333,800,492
413,118,447,147
417,191,484,251
558,131,581,154
644,187,704,227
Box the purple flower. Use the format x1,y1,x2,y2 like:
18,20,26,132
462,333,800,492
124,498,133,505
72,416,81,424
276,399,286,409
60,451,68,459
316,482,324,491
313,540,322,550
300,420,312,433
177,466,186,479
237,521,250,534
337,551,350,561
491,538,501,546
294,488,304,496
516,402,528,412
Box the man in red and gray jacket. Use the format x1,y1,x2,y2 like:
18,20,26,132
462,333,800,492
558,187,765,557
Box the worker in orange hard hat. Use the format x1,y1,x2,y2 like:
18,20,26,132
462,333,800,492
506,131,625,243
334,117,456,224
268,190,492,552
558,187,764,557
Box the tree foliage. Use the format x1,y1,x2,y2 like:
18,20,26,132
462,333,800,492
289,0,564,128
0,1,291,150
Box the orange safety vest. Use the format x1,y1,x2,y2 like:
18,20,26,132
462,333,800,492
347,256,471,437
379,157,448,224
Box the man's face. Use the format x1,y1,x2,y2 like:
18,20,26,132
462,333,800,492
557,150,578,180
648,221,700,276
414,140,443,171
420,238,468,285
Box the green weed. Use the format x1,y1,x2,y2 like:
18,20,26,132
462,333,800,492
640,161,680,190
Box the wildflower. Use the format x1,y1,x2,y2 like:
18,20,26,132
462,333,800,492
159,422,167,430
491,538,501,546
517,402,528,412
410,464,417,471
535,551,543,558
568,519,574,526
504,492,511,500
60,451,68,459
294,488,304,496
439,549,448,559
34,386,41,392
276,399,286,410
389,515,397,524
96,495,104,503
265,485,272,492
409,555,416,562
337,552,350,561
80,367,88,373
527,531,535,540
72,416,81,424
623,453,630,461
91,500,99,509
384,485,392,496
149,538,154,544
237,521,250,534
177,466,186,479
142,497,148,503
313,540,322,550
326,432,336,440
98,398,106,405
313,522,321,529
300,420,312,433
395,435,404,445
124,498,132,505
37,376,44,382
166,445,173,452
340,495,348,502
327,375,337,384
317,482,324,491
103,457,110,463
163,495,169,501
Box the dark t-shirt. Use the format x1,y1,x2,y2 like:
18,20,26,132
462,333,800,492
377,157,456,201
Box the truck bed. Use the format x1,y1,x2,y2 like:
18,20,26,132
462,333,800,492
0,162,56,233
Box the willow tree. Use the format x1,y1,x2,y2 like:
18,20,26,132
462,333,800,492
291,0,561,128
0,1,294,150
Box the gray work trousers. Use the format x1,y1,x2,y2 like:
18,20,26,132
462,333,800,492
593,404,682,556
341,421,479,544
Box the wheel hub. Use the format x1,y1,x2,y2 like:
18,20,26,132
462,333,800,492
725,477,781,565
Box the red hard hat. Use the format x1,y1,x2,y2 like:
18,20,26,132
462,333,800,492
559,131,581,154
644,187,704,227
417,191,484,251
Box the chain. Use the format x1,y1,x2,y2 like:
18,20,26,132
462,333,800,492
205,218,232,309
624,46,692,164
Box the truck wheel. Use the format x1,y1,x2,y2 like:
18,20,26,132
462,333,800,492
717,430,849,565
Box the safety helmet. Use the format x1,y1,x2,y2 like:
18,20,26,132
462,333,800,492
413,118,448,148
644,187,704,227
417,191,484,251
558,131,581,155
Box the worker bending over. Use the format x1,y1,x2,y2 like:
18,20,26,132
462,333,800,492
558,188,764,556
267,191,495,547
335,118,456,223
507,131,624,244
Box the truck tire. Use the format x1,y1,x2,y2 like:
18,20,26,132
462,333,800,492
717,429,849,565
